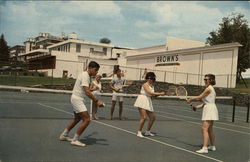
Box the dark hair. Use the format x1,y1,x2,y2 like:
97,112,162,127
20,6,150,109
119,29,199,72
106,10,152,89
145,72,156,81
116,69,121,73
88,61,100,69
205,74,216,85
113,65,120,74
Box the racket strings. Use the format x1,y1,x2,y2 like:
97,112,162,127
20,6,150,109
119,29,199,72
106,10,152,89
176,87,187,96
166,86,177,96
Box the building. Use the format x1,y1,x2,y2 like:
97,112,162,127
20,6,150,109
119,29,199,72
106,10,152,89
124,37,241,88
9,45,25,62
47,38,116,78
20,32,128,78
16,33,241,88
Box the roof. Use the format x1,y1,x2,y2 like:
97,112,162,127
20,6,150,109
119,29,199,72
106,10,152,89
9,45,25,49
47,39,114,49
22,49,49,56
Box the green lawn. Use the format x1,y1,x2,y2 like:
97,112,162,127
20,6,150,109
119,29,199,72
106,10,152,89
0,75,75,86
228,78,250,94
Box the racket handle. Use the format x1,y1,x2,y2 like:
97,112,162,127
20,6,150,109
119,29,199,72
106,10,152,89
190,104,197,111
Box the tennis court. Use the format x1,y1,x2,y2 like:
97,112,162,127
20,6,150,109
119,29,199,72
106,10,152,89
0,88,249,162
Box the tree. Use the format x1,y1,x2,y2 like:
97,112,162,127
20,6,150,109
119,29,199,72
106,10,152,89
0,34,10,66
206,13,250,83
99,37,111,44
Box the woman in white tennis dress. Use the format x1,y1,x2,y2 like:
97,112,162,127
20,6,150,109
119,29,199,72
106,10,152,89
187,74,218,154
134,72,165,138
90,75,102,120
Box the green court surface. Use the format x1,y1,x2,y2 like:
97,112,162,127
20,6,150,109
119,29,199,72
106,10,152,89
0,91,249,162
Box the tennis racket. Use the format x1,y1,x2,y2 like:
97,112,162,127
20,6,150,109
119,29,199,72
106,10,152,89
176,86,195,111
166,85,177,96
176,86,188,100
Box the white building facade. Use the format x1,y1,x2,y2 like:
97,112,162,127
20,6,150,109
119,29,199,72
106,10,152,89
21,33,128,78
124,38,241,88
46,39,119,78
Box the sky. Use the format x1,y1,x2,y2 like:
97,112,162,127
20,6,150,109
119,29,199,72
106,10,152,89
0,1,250,49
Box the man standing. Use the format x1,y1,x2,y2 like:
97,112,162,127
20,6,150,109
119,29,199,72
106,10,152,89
109,69,125,120
59,61,104,147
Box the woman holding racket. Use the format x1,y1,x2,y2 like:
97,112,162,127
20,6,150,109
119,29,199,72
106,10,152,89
134,72,165,138
187,74,218,153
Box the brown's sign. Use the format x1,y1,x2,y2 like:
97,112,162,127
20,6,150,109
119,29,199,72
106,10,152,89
155,54,179,66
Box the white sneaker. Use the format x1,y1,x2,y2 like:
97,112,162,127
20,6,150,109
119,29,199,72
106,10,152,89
144,131,155,137
137,132,144,138
196,147,208,154
59,134,72,142
71,140,86,147
208,146,216,151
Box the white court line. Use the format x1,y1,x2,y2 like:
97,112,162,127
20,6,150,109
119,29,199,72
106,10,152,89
38,103,223,162
155,104,247,123
125,108,250,135
121,102,249,129
94,120,223,162
38,103,72,115
154,109,249,130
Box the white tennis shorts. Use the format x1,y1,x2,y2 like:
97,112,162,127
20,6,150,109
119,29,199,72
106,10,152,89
112,93,123,102
71,94,87,113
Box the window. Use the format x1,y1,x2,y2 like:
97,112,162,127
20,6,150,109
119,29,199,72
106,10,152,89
90,48,94,53
76,44,81,53
103,47,107,55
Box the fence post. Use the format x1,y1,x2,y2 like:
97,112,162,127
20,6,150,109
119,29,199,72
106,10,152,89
227,74,229,88
232,98,236,122
14,69,17,86
186,73,189,85
139,68,141,80
51,69,54,85
247,95,249,123
164,71,166,82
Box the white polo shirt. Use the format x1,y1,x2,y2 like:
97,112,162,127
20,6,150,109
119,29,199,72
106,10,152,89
72,71,90,100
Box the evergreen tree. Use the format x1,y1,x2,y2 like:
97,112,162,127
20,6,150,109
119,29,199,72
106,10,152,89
0,34,10,66
207,13,250,83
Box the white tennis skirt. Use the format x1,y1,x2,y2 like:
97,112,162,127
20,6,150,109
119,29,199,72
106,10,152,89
71,94,87,113
202,104,219,121
134,95,154,112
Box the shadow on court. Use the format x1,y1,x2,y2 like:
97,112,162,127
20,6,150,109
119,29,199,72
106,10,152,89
81,132,109,146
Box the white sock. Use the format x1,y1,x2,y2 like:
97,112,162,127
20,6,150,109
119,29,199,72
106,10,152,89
62,129,69,136
73,134,79,141
137,131,142,135
202,146,208,150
